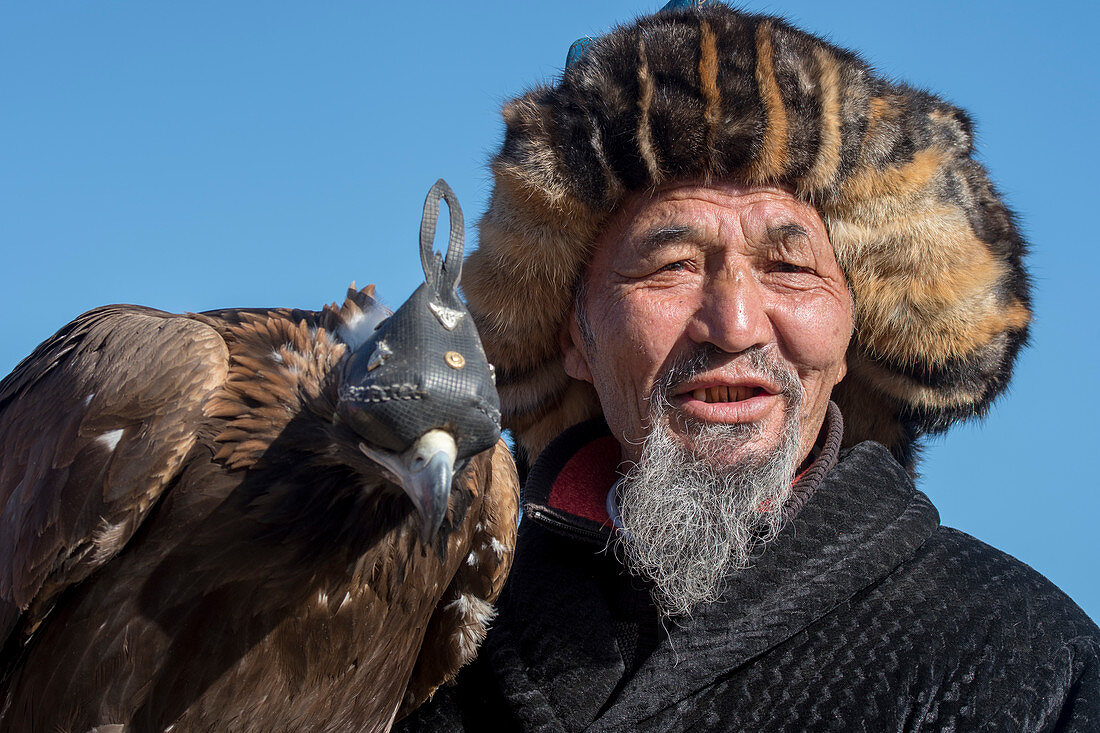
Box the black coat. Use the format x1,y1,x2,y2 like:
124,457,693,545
400,436,1100,731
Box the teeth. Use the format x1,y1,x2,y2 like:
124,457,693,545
693,386,759,403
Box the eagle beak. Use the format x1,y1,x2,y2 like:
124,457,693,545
360,429,457,543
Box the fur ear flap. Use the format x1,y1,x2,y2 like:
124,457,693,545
466,4,1030,469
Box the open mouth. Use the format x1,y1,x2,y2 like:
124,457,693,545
690,386,767,403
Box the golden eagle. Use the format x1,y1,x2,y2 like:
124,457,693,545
0,181,518,731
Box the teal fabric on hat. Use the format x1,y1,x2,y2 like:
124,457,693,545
564,0,722,69
565,36,594,69
659,0,721,10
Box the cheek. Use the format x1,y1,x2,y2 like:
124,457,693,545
613,293,694,369
588,292,692,421
773,294,852,383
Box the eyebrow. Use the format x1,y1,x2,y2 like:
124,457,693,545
766,223,810,242
635,225,698,255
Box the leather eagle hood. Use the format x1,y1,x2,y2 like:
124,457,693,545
463,0,1032,470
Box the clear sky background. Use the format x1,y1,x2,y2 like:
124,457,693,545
3,1,1097,620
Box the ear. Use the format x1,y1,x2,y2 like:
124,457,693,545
559,307,593,384
834,355,848,386
833,284,855,387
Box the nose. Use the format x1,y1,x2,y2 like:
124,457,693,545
687,265,774,355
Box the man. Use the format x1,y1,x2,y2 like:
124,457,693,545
400,1,1099,729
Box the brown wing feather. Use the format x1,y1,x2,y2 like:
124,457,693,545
0,305,229,648
398,439,520,717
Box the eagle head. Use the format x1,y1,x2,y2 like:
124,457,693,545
336,180,501,543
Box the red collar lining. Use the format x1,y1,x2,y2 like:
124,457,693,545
544,434,621,527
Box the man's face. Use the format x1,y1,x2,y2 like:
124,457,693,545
563,182,852,468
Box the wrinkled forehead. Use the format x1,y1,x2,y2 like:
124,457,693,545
592,180,838,267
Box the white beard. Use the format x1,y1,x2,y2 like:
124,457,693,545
613,347,803,618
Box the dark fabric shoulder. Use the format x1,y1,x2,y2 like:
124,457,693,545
886,526,1100,730
912,526,1099,641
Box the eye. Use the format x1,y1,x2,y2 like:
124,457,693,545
658,260,689,273
771,261,813,275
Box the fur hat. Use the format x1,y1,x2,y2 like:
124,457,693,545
464,1,1031,470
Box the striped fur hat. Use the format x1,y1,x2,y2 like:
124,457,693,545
464,1,1031,469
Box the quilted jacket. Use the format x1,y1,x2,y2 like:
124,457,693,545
399,418,1100,731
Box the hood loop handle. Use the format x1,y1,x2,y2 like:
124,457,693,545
419,178,464,296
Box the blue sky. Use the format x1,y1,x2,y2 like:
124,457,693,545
3,1,1097,620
